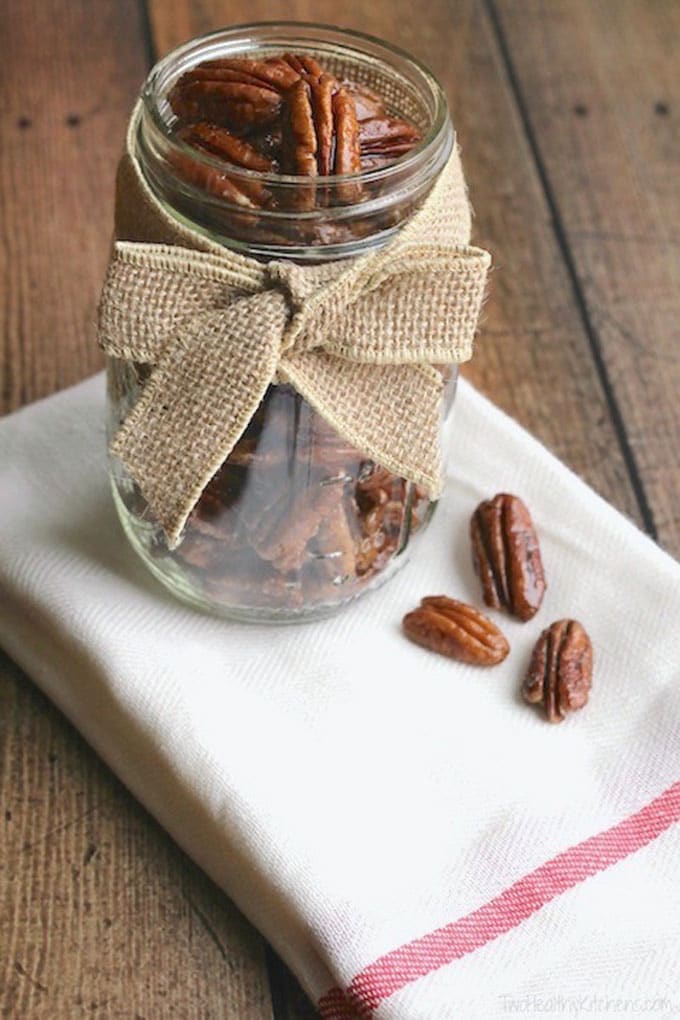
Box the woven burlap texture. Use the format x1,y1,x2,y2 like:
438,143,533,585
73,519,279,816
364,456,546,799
98,106,491,547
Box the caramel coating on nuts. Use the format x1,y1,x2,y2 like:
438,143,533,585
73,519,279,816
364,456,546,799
471,493,546,621
523,619,593,722
403,595,510,666
167,52,422,220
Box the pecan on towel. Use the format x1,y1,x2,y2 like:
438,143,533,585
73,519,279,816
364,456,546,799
523,619,593,723
403,595,510,665
470,493,546,621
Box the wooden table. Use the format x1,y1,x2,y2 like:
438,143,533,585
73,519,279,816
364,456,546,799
1,1,678,1016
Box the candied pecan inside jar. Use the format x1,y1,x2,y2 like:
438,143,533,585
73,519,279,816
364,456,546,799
164,50,424,234
160,386,432,611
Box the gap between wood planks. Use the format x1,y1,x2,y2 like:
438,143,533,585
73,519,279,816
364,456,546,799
485,0,658,542
137,0,158,69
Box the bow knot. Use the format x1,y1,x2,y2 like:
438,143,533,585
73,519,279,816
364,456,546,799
265,259,315,354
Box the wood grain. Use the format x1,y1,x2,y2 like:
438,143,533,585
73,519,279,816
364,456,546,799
1,1,678,1018
0,0,142,412
492,0,680,554
0,655,274,1019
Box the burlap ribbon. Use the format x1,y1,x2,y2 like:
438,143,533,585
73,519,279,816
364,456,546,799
99,107,491,547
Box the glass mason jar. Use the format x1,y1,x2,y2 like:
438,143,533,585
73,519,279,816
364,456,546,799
107,22,457,622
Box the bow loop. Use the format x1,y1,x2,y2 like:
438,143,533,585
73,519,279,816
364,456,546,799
100,146,491,545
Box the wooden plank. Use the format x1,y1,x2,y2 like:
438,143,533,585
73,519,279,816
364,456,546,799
0,0,140,412
0,1,134,412
0,654,274,1019
492,0,680,555
146,2,654,1015
0,1,274,1017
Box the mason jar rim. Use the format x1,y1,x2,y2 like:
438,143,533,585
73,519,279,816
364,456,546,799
141,21,452,190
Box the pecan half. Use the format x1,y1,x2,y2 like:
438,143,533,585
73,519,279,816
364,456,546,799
470,493,546,621
523,620,593,723
246,484,338,573
170,78,281,132
282,52,325,79
341,81,387,122
359,116,422,157
174,122,273,207
333,87,362,203
170,157,258,207
403,596,510,665
283,79,319,176
180,121,275,172
169,57,301,130
281,80,362,202
309,73,335,175
202,57,301,91
280,78,319,211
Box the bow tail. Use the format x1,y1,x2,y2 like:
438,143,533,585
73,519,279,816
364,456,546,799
110,292,288,547
279,350,445,498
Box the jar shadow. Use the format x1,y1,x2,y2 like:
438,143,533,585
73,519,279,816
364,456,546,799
447,486,479,600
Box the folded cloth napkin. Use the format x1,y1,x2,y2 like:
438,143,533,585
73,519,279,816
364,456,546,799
1,374,679,1020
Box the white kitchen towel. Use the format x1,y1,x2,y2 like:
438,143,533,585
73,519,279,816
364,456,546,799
1,374,679,1020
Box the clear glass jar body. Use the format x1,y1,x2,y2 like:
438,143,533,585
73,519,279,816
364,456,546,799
108,23,456,622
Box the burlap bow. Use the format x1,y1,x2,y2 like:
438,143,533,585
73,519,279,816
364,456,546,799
99,119,490,548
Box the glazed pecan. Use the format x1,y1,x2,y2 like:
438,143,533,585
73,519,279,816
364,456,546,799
332,87,362,203
202,57,302,91
342,81,387,122
246,484,339,573
281,79,362,198
283,78,320,176
170,78,279,132
309,74,335,175
171,160,257,207
356,115,423,170
332,87,362,174
523,619,593,723
359,116,422,157
470,493,546,621
282,52,325,79
175,122,275,206
403,596,510,665
169,57,300,130
356,469,399,532
180,122,275,172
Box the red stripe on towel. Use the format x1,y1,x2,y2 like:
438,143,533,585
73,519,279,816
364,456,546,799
318,780,680,1018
